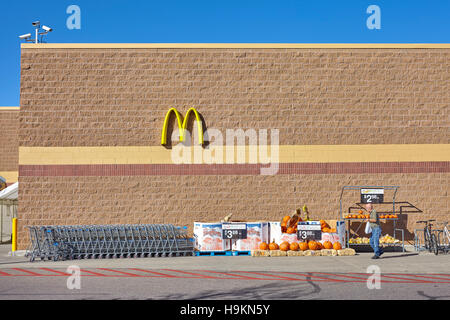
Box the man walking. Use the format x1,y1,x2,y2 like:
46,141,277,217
366,203,384,259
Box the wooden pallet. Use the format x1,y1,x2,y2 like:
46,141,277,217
194,250,251,256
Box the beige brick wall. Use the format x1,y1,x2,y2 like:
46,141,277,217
17,47,450,249
20,48,449,147
0,110,19,174
17,173,449,248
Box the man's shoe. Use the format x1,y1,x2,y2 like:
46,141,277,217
379,249,384,256
371,255,380,259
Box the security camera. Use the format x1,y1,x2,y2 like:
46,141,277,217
32,21,40,27
42,25,52,32
19,33,32,39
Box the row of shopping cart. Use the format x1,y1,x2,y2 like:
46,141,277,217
26,224,195,262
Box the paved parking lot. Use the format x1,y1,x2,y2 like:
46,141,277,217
1,245,449,299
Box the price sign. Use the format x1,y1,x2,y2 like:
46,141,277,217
297,223,322,241
361,188,384,204
222,223,247,239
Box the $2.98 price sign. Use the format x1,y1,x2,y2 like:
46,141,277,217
222,223,247,239
360,188,384,204
297,223,322,241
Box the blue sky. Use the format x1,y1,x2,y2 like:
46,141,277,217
1,0,449,106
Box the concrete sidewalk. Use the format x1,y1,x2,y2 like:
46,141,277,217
1,245,449,274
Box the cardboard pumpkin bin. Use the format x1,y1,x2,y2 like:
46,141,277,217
231,222,269,251
269,221,298,244
320,220,346,248
193,222,231,252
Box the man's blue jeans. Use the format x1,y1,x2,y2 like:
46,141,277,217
370,226,382,256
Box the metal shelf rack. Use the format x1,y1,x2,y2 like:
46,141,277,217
339,186,405,252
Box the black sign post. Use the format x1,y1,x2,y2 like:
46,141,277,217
222,223,247,239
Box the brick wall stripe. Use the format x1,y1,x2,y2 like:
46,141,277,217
18,162,450,176
18,144,450,165
21,43,450,49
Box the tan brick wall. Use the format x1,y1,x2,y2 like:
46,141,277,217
17,47,450,249
17,173,449,248
20,48,450,147
0,110,19,174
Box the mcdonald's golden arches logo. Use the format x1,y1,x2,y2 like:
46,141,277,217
161,108,204,145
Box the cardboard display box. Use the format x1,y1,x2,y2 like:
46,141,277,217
232,222,269,251
270,220,346,248
193,222,231,252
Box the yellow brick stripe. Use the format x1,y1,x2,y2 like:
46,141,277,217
0,107,20,111
0,171,19,183
19,144,450,165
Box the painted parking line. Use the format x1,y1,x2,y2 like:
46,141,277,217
380,274,435,283
312,272,368,281
162,269,229,279
1,268,450,284
280,272,347,282
97,268,142,277
12,268,44,276
397,273,450,281
128,268,179,278
80,269,108,277
199,270,273,280
0,270,12,276
39,268,71,276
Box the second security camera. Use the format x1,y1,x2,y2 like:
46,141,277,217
42,25,52,32
19,33,32,39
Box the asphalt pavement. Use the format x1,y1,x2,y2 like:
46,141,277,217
1,245,449,300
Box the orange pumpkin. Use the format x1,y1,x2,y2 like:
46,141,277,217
333,242,342,250
308,241,319,251
358,209,363,214
259,242,269,250
380,215,385,219
289,242,299,251
323,241,333,249
330,228,336,233
299,242,309,251
286,227,296,234
351,214,357,219
269,240,279,250
322,227,330,233
282,215,291,223
280,242,290,251
317,242,324,250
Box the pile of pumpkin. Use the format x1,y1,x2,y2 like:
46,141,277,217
344,210,398,219
281,215,337,234
319,220,337,233
280,215,300,234
259,239,342,252
344,209,370,219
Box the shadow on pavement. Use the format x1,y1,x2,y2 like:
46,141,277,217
150,274,323,300
380,253,419,259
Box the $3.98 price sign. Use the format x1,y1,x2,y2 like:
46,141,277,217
297,223,322,241
222,223,247,239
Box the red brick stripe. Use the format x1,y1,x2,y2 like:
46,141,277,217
19,162,450,177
